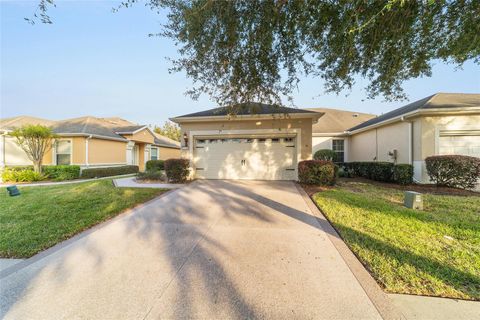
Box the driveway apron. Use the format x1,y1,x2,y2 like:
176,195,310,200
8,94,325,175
0,180,382,319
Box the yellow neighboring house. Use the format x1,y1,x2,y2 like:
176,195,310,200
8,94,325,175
0,116,180,172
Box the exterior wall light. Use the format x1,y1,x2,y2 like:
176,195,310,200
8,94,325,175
183,132,189,148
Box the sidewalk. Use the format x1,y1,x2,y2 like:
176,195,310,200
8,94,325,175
113,177,185,189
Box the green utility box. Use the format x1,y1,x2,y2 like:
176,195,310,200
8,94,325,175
6,185,21,197
404,191,423,210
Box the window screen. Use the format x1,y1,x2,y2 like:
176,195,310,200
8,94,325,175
151,147,158,160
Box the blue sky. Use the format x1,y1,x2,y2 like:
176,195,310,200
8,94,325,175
2,1,479,126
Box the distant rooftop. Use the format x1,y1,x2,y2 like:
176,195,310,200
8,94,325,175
307,108,376,134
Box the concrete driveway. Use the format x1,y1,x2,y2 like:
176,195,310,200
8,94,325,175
0,180,382,319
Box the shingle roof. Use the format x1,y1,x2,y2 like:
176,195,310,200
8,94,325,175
307,108,376,134
174,102,319,118
153,133,181,149
0,116,56,130
113,125,147,134
349,93,480,132
53,116,128,140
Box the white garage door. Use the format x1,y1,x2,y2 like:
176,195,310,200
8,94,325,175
439,132,480,157
193,137,297,180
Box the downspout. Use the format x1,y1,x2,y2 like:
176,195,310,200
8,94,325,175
85,135,92,167
401,117,421,183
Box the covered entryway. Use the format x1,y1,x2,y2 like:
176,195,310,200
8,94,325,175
193,136,297,180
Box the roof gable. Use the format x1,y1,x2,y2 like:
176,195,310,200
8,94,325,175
308,108,376,134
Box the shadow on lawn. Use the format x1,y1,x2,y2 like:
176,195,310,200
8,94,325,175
331,221,480,300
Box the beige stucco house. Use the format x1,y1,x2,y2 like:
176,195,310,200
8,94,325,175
0,116,180,172
172,93,479,182
345,93,480,183
171,103,323,180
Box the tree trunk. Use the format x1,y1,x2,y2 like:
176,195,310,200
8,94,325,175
33,161,42,174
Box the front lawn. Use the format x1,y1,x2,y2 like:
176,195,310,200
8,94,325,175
312,181,480,300
0,180,166,258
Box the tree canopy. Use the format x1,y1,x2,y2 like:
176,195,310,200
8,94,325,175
11,125,57,173
31,0,480,110
154,121,181,141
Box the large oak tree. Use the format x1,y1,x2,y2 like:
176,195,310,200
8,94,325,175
31,0,480,111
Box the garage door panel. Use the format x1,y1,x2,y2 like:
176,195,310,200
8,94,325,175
439,134,480,157
193,137,296,180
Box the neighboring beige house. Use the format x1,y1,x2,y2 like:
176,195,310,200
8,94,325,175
0,116,180,172
171,103,323,180
308,108,375,162
345,93,480,183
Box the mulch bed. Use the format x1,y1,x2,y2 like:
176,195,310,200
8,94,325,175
300,177,480,197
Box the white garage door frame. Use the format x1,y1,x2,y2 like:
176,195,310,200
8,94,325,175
188,129,302,180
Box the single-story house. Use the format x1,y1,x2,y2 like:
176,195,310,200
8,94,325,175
172,93,479,182
0,116,180,172
170,103,323,180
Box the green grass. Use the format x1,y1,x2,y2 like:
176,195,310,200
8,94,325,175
0,180,166,258
312,181,480,300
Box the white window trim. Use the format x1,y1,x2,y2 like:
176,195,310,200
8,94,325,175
331,138,345,162
54,139,73,165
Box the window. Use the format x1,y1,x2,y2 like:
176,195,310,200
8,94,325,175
271,138,280,143
56,140,71,165
332,139,344,162
284,137,293,143
151,147,158,160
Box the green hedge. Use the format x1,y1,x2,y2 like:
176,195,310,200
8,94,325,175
81,165,139,179
164,159,189,183
43,165,80,181
426,155,480,189
146,160,165,171
393,164,414,185
313,149,337,161
342,162,413,185
298,160,337,185
137,171,166,181
1,165,80,182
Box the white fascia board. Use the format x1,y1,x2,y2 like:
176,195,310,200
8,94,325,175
170,112,322,123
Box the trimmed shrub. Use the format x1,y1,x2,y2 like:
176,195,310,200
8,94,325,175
345,162,412,184
298,160,337,185
43,165,81,181
426,155,480,189
81,165,139,179
371,162,394,182
137,170,166,181
1,167,44,182
393,164,414,185
146,160,165,172
313,149,337,161
164,159,190,183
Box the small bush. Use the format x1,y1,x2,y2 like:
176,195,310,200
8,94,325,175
146,160,165,172
1,167,44,182
298,160,337,185
313,149,337,161
393,164,413,185
371,162,394,182
43,165,80,181
164,159,189,183
426,155,480,189
81,165,139,179
137,171,166,181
